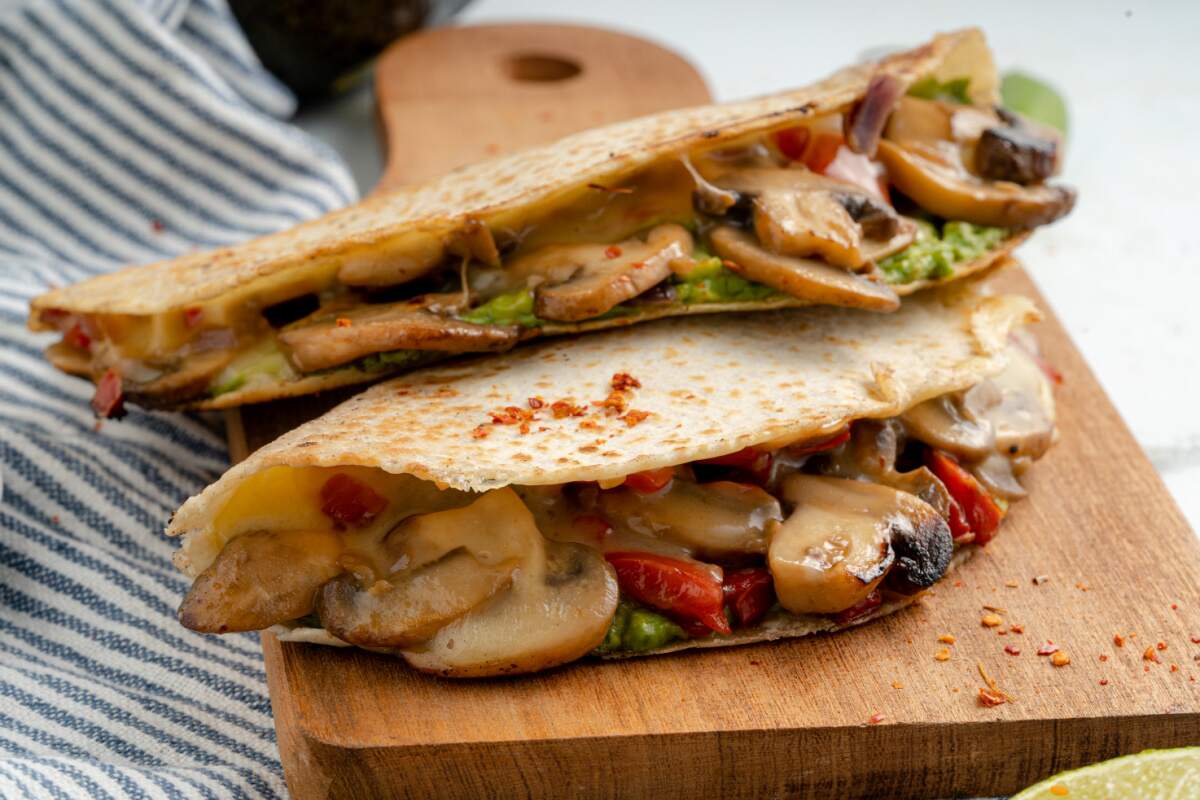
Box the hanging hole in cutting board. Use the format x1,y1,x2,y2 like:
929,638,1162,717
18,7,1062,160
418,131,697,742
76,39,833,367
504,53,582,82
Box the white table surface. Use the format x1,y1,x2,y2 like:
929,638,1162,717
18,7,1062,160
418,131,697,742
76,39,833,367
297,0,1200,531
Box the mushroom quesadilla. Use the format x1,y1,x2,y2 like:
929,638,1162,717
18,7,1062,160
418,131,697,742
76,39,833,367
31,29,1072,416
168,283,1058,677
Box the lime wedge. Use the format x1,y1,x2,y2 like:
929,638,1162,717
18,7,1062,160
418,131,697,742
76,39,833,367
1013,748,1200,799
1001,72,1069,134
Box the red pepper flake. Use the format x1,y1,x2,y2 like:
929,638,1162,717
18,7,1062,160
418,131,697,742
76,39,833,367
551,400,586,418
593,391,629,416
183,307,204,328
1144,647,1160,663
721,259,740,271
1075,581,1089,591
621,410,651,427
1171,664,1180,673
1157,641,1168,651
1114,634,1125,648
580,419,602,431
1004,644,1021,656
1099,654,1108,662
611,372,641,391
151,219,164,233
50,515,60,524
471,425,490,439
604,245,623,259
528,397,545,409
1191,636,1200,644
1099,678,1109,686
90,368,126,419
518,421,531,435
1171,603,1179,611
867,712,885,725
1009,624,1025,634
978,687,1008,707
335,318,352,328
1037,642,1059,656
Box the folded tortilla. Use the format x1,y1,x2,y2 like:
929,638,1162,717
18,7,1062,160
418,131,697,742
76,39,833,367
168,281,1056,677
32,28,1072,414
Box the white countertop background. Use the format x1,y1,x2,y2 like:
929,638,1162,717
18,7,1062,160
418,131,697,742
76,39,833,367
298,0,1200,530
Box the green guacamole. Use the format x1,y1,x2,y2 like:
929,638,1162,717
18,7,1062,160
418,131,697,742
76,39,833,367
595,601,687,654
878,219,1008,285
355,348,432,374
208,340,293,397
907,76,971,104
673,253,781,305
459,288,544,328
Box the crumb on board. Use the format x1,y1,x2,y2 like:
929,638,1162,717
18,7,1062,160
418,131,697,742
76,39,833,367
981,613,1003,628
938,633,956,645
934,648,952,662
1051,651,1071,667
1032,575,1049,585
1114,634,1126,648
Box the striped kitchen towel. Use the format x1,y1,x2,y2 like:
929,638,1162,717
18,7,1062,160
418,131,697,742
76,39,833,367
0,0,356,797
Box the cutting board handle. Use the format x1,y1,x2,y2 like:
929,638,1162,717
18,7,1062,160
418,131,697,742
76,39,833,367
370,23,711,192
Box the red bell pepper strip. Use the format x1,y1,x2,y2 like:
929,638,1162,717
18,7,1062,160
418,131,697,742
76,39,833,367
319,473,388,528
772,126,811,162
90,368,125,419
832,589,882,625
696,447,773,485
926,449,1003,546
723,567,775,628
64,322,91,351
804,132,843,173
623,467,674,494
605,551,731,634
788,427,851,457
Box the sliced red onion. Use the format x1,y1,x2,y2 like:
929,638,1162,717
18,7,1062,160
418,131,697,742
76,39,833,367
845,74,904,157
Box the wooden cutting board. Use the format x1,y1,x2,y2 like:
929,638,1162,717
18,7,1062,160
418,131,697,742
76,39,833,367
224,24,1200,800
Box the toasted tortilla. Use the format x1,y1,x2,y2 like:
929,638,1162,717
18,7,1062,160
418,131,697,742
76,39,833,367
33,29,1030,411
168,283,1038,659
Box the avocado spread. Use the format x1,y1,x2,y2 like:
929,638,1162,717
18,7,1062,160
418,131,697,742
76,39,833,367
208,340,293,397
596,601,687,654
674,252,781,304
878,219,1008,285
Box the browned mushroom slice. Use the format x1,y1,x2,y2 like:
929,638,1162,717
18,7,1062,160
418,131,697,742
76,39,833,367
876,139,1075,228
769,475,950,614
317,553,518,648
179,529,343,633
278,301,518,373
900,393,996,460
713,168,911,270
598,479,782,558
402,540,619,677
975,124,1058,185
709,225,900,311
506,223,693,322
960,345,1057,463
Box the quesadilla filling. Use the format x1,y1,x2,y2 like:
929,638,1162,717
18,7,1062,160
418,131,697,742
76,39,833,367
178,342,1057,676
40,78,1074,415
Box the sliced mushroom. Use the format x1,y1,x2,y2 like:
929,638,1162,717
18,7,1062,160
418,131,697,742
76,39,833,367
505,224,693,322
816,420,954,518
598,479,782,558
900,394,996,460
975,124,1058,185
876,138,1075,228
971,452,1028,501
126,348,236,406
708,225,900,311
402,541,619,677
769,475,950,614
179,529,343,633
960,344,1056,463
317,552,518,648
337,236,446,288
445,216,501,268
712,168,911,270
278,301,518,372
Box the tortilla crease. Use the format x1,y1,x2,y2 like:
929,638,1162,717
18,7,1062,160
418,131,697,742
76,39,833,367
33,29,1011,408
169,287,1038,659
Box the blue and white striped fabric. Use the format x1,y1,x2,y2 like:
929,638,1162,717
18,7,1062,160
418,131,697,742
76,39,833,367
0,1,356,797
